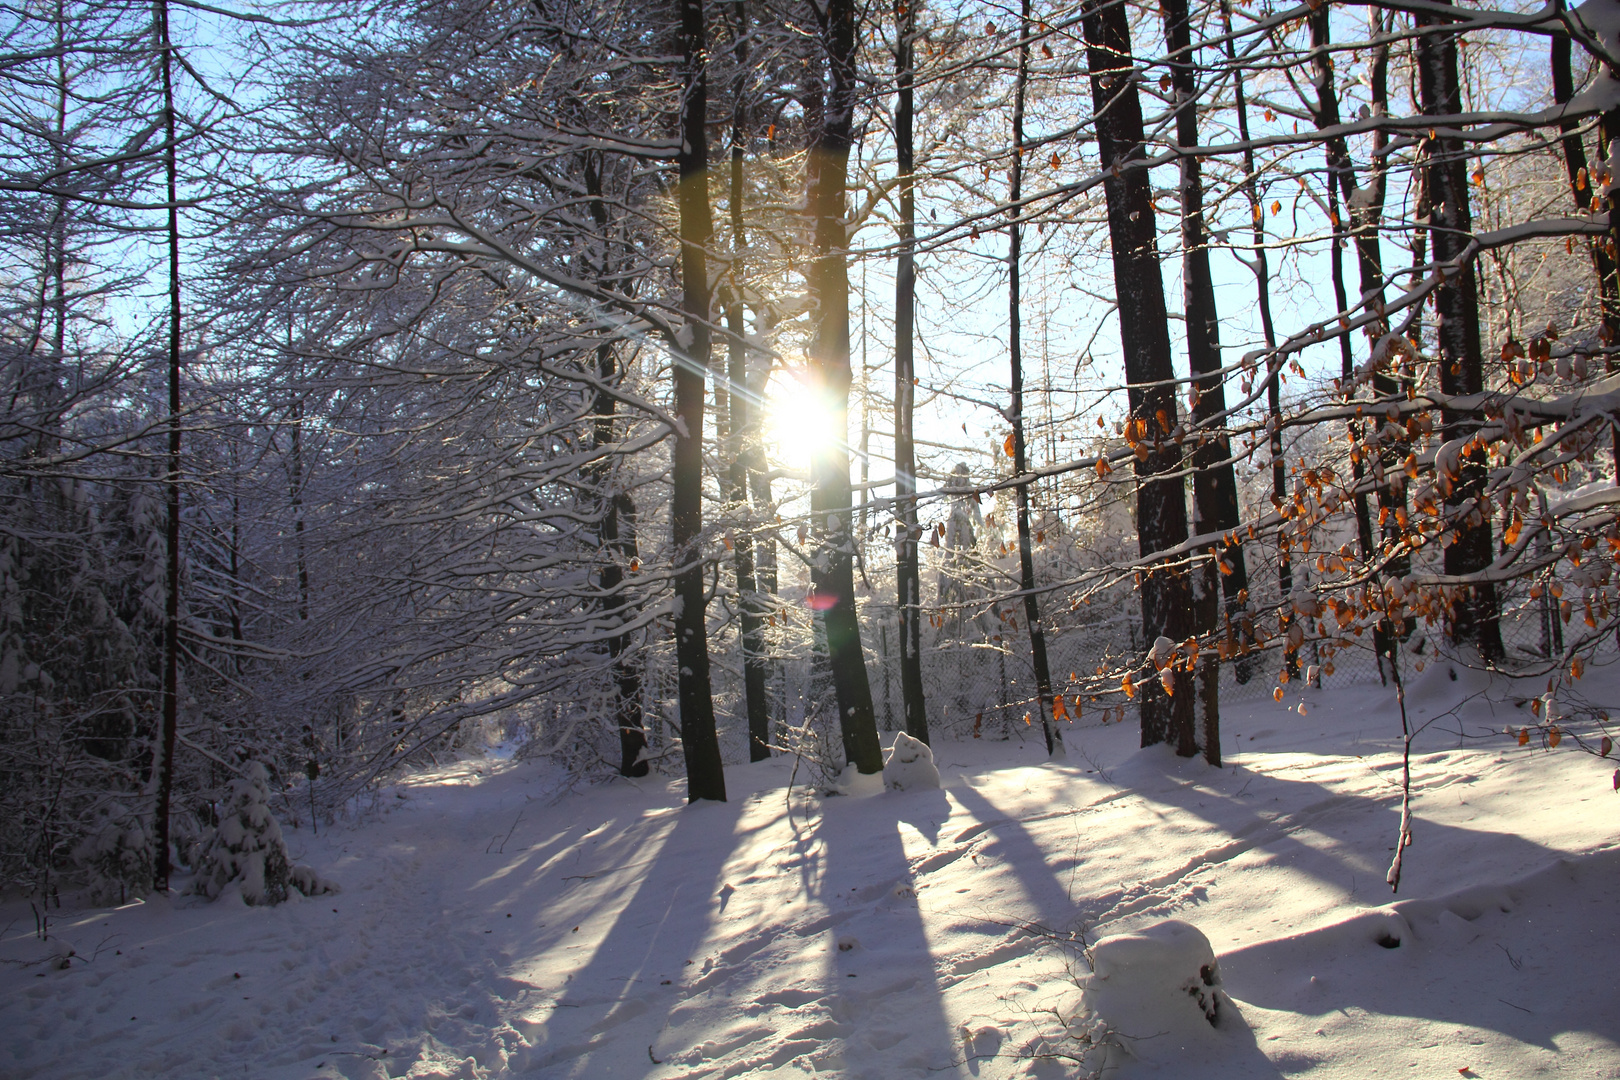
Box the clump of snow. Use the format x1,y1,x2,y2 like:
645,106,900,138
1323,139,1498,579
883,732,940,791
191,762,333,906
1574,0,1620,65
71,801,152,906
1077,919,1229,1065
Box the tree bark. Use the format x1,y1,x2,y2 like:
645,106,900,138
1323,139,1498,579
1307,6,1397,673
152,0,182,892
596,386,646,779
892,0,928,745
1163,0,1241,764
725,1,770,762
675,0,727,801
1552,0,1620,477
583,155,648,778
1009,0,1061,757
1081,0,1195,748
1416,1,1503,661
810,0,882,775
1219,0,1276,687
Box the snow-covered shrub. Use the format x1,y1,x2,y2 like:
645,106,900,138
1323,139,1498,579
884,732,941,791
71,802,153,906
1075,919,1229,1067
192,762,334,905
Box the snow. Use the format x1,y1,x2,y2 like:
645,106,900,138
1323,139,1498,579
832,761,887,797
4,667,1619,1079
1573,0,1620,62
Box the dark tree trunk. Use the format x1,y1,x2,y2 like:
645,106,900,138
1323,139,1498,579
725,1,770,762
1009,0,1060,757
1555,0,1620,337
152,0,182,892
1363,13,1413,675
1163,0,1241,764
892,0,928,745
674,0,726,801
594,374,646,779
1219,0,1276,686
809,0,883,775
1416,1,1503,661
1552,0,1620,477
583,155,648,778
586,158,648,777
289,396,308,622
1307,7,1394,671
1081,0,1195,748
604,485,646,777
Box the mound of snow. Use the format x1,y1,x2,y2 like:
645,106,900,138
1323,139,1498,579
1079,919,1229,1065
830,761,885,797
883,732,940,791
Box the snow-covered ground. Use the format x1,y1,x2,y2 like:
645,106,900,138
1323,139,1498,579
4,660,1618,1079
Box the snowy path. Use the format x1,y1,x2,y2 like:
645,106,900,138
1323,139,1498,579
3,667,1618,1079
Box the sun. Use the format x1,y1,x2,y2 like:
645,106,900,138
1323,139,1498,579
760,371,844,472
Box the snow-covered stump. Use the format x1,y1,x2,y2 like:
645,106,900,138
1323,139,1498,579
883,732,940,792
1075,919,1230,1070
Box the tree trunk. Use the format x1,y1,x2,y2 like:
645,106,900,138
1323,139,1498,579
674,0,726,801
152,0,182,892
1416,1,1503,661
1009,0,1061,757
1552,0,1620,477
810,0,882,775
1081,0,1194,748
593,365,646,778
892,0,928,745
1164,0,1241,764
1307,6,1395,672
722,1,770,762
289,396,309,622
585,153,648,778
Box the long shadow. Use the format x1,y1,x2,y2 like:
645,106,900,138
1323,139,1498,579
487,794,741,1077
1217,846,1620,1057
936,779,1286,1079
947,779,1087,933
447,776,970,1079
940,745,1602,1073
806,787,968,1077
1113,750,1569,925
1084,750,1614,1053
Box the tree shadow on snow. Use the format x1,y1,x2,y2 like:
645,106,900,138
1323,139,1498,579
1113,748,1569,928
452,776,971,1078
801,785,969,1077
1100,750,1611,1056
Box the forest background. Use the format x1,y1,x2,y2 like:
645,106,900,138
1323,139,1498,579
3,0,1619,904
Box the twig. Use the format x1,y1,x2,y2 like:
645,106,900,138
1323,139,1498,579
1071,743,1114,785
1385,649,1413,894
488,808,524,855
